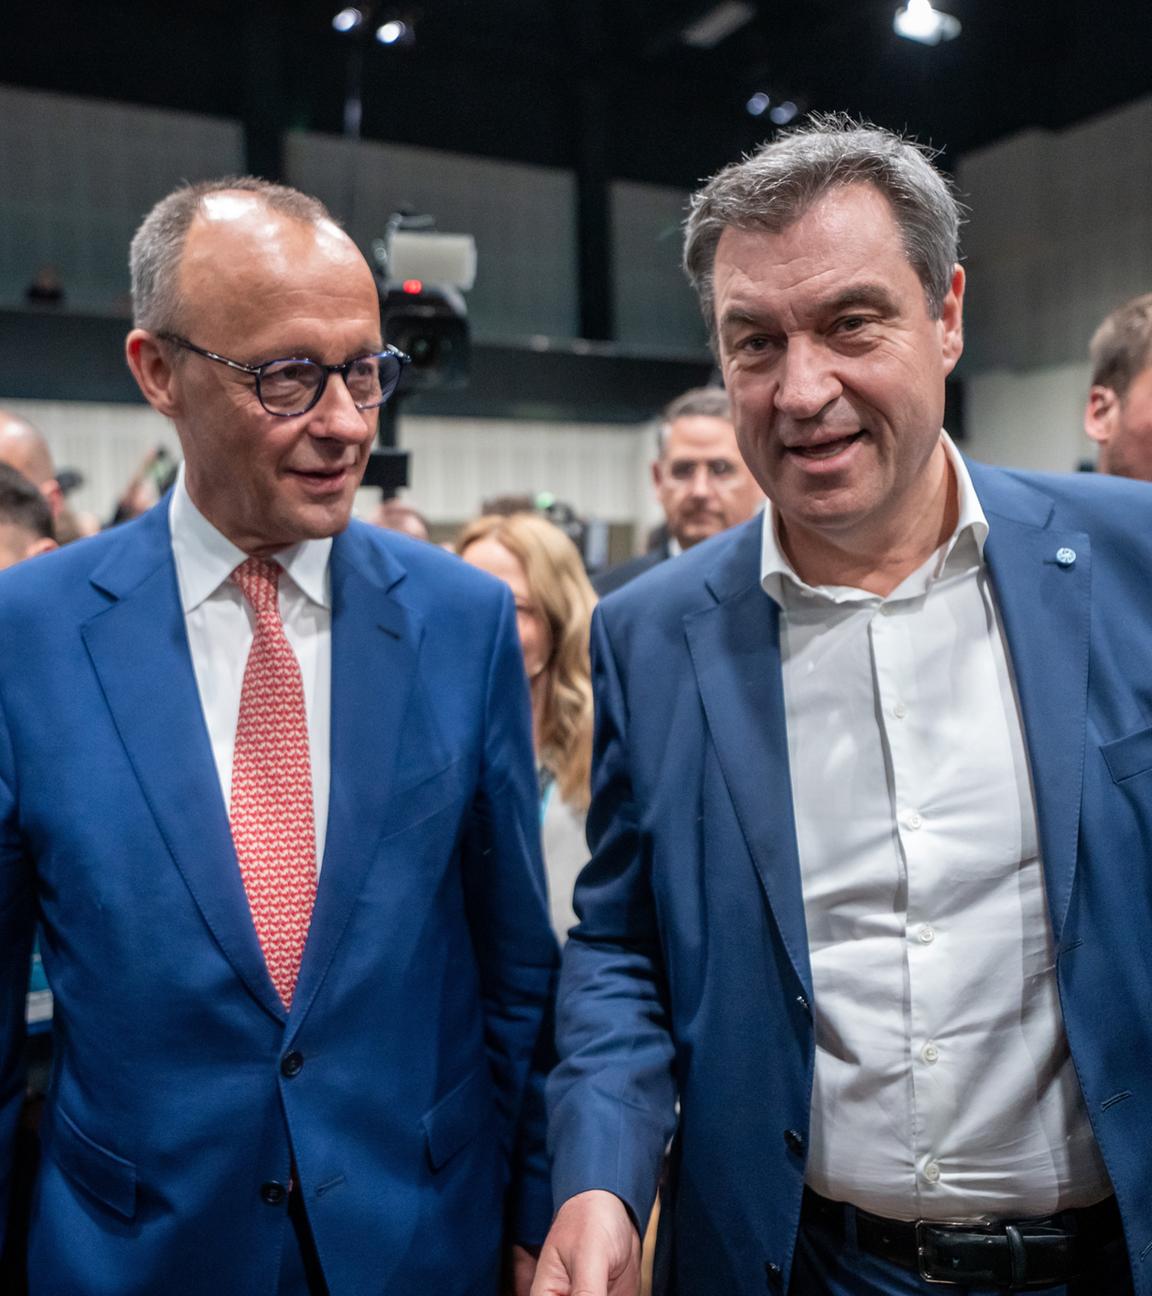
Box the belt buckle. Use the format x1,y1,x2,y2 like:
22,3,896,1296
915,1217,996,1286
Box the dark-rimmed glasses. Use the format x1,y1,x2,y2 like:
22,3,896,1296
158,333,411,417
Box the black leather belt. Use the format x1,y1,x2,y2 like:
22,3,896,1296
801,1187,1123,1289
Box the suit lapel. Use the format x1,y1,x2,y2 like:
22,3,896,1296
684,524,813,1000
81,502,284,1021
287,526,422,1033
970,462,1090,942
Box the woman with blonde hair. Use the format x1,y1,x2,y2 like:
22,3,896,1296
456,512,596,940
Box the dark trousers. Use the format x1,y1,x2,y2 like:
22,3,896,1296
789,1202,1135,1296
278,1188,330,1296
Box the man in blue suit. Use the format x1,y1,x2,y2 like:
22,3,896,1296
533,122,1150,1295
0,177,557,1294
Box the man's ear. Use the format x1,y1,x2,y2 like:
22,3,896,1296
939,264,965,376
28,536,58,560
125,330,182,419
1085,384,1120,446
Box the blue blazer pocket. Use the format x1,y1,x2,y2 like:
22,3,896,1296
421,1064,493,1172
1102,725,1152,784
43,1103,137,1220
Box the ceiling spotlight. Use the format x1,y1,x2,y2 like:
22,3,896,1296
376,18,410,44
746,92,771,117
332,7,364,33
769,100,799,126
893,0,960,45
682,2,756,50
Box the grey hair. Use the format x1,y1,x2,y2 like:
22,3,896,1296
684,114,964,332
656,385,731,454
129,176,335,334
1089,293,1152,398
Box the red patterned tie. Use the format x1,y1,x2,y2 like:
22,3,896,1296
229,557,317,1008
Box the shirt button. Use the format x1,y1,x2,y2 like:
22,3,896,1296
905,811,923,830
921,1041,940,1064
924,1161,942,1184
893,701,907,719
880,602,898,616
917,924,936,944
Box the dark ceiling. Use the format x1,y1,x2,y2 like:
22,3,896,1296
3,0,1151,186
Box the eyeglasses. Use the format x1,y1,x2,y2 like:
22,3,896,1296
159,333,411,417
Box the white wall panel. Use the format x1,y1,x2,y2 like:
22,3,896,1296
284,134,579,341
397,415,656,531
963,363,1094,473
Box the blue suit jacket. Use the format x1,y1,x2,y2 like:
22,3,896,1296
0,501,558,1294
549,461,1152,1295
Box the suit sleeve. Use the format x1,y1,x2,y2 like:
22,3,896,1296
546,606,678,1230
0,680,35,1249
460,586,559,1246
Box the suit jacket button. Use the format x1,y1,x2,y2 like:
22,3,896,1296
765,1260,783,1288
784,1128,805,1153
281,1051,304,1078
261,1181,287,1206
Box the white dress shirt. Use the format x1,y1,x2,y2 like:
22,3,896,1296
169,468,332,871
761,434,1110,1220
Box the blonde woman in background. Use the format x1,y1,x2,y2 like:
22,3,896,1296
457,513,595,942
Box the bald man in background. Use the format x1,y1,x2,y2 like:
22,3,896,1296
0,412,62,520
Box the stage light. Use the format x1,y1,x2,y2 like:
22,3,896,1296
332,7,364,33
376,19,409,44
893,0,960,45
769,100,798,125
746,92,771,117
682,2,755,49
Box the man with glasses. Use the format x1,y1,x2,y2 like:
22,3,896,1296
0,177,556,1295
593,387,763,596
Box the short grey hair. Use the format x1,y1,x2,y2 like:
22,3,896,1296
129,176,335,334
684,114,964,332
1089,293,1152,398
657,385,731,454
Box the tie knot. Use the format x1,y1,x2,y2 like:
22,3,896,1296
231,557,281,616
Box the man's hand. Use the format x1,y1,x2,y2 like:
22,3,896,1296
529,1190,642,1296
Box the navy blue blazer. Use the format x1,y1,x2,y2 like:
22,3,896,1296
0,500,558,1294
548,461,1152,1295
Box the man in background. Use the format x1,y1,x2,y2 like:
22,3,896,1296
0,411,62,521
592,386,762,595
0,176,555,1296
1084,292,1152,480
0,464,56,570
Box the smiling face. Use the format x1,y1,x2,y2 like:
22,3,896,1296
712,183,964,577
128,193,382,556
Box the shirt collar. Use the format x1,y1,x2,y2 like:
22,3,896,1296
169,464,332,613
759,431,988,608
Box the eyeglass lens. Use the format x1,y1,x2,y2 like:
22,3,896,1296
257,354,403,415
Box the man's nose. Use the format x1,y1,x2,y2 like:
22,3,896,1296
310,373,377,442
687,464,715,497
773,338,840,421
